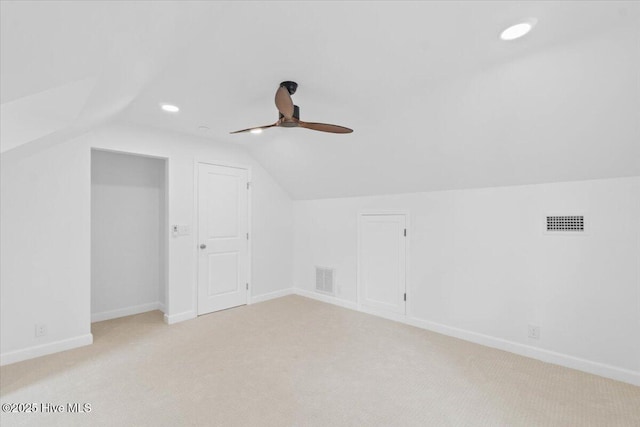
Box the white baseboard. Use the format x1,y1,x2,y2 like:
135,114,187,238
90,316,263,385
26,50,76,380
293,288,640,387
164,310,196,325
164,289,295,324
91,302,162,323
293,288,358,310
251,288,294,304
404,316,640,387
358,304,409,324
1,333,93,366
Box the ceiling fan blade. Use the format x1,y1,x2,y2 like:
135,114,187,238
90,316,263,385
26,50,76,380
275,86,294,119
298,121,353,134
230,123,278,134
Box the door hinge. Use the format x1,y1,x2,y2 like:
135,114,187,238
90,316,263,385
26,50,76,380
246,182,251,190
246,232,249,240
404,293,406,301
404,228,407,237
246,283,249,290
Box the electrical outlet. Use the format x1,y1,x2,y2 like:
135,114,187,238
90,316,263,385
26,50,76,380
528,324,540,339
35,324,47,337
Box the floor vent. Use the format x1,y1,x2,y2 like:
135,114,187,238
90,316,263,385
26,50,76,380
546,215,585,232
315,267,335,295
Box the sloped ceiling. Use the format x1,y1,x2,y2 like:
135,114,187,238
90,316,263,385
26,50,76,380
0,1,181,155
2,1,639,199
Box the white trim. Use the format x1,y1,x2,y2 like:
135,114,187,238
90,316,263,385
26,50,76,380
358,304,410,324
293,292,640,387
293,288,358,311
1,334,93,366
192,160,200,316
163,310,196,325
91,302,162,323
250,288,294,304
162,158,170,318
247,167,252,305
405,316,640,387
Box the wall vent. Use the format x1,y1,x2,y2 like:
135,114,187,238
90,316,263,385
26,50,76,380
315,267,335,295
546,215,585,232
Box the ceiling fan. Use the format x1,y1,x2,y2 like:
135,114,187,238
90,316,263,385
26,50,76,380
230,81,353,134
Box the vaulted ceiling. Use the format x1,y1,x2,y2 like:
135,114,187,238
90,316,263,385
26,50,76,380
2,1,639,199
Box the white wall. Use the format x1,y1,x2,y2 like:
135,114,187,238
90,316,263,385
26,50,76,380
0,122,293,364
293,177,640,385
91,150,166,321
1,135,93,363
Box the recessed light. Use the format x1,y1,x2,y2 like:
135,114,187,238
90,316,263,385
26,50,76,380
500,19,537,41
160,103,180,113
250,128,263,134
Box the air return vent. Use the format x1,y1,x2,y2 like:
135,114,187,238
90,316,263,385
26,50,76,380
315,267,335,295
546,215,585,232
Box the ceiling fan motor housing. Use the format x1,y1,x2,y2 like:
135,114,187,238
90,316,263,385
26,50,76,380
279,105,300,127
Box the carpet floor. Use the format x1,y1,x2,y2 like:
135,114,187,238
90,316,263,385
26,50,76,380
1,295,639,426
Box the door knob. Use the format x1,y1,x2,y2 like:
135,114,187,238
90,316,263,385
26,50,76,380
200,244,207,249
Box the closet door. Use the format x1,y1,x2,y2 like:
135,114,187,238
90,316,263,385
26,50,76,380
358,214,407,315
197,163,249,315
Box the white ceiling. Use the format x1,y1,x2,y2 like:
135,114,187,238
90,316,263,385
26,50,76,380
2,1,639,199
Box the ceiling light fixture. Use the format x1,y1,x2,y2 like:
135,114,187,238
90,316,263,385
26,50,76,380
250,128,263,134
500,19,536,41
160,103,180,113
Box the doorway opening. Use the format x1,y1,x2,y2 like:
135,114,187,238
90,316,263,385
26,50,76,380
90,149,168,324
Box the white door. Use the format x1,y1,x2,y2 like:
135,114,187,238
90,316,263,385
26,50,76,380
197,163,249,315
358,214,407,315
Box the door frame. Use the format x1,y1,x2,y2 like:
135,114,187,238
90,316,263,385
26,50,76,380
193,159,252,315
356,210,410,318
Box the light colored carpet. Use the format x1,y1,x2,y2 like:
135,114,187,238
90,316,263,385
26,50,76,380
1,295,639,426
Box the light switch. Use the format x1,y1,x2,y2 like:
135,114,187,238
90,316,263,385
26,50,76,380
172,225,190,236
